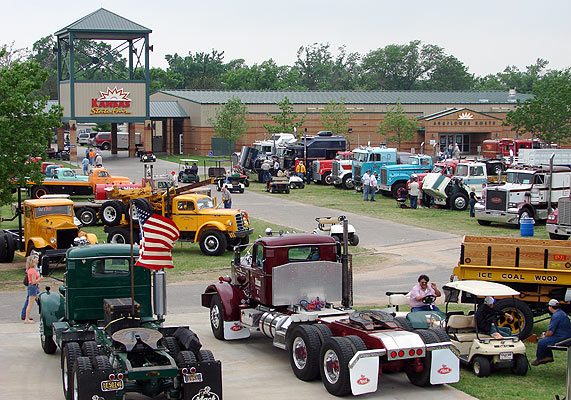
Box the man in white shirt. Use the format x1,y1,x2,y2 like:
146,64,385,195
409,176,420,209
370,171,378,201
362,169,371,201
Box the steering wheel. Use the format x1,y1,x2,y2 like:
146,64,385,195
422,295,436,304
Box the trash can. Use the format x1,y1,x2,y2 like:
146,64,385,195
520,217,535,237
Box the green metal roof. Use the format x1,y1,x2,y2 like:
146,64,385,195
150,101,188,118
156,90,533,105
55,8,151,38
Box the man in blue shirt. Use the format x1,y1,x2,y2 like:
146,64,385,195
532,299,571,366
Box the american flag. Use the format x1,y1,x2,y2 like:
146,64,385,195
134,202,180,270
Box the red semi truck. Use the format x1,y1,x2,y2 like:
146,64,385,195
311,151,354,185
481,138,544,159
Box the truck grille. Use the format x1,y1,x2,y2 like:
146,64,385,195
57,228,79,249
312,161,320,180
235,213,246,231
353,165,362,184
332,162,339,178
558,198,571,224
380,169,388,185
485,189,507,211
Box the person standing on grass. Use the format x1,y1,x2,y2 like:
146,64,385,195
532,299,571,366
362,169,371,201
469,187,479,217
409,176,420,209
23,254,40,324
370,171,378,202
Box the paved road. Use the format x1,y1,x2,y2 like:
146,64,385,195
0,150,474,400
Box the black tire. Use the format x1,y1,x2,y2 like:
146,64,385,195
209,295,225,340
428,327,450,342
472,355,491,377
81,341,98,360
4,233,15,263
40,318,57,354
288,325,323,381
392,182,407,198
0,232,7,262
163,336,181,356
290,182,296,189
322,172,332,185
176,350,198,367
342,174,354,190
244,179,250,187
101,142,110,150
31,185,49,199
99,200,124,226
313,323,333,343
76,207,97,226
270,186,275,193
549,232,569,240
450,193,469,211
62,342,81,400
107,227,132,244
477,220,492,226
394,317,414,331
72,356,93,400
406,351,433,386
131,198,153,222
518,208,535,225
511,354,528,376
199,230,227,256
319,337,355,396
93,355,111,370
198,349,216,362
345,335,367,351
349,234,359,246
285,187,290,194
416,329,439,344
494,298,534,339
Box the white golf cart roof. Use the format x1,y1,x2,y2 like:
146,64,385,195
180,159,198,163
444,280,520,297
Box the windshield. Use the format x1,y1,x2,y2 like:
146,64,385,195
456,165,468,177
196,198,214,210
354,152,368,162
34,205,72,218
408,157,419,165
506,172,534,184
432,165,444,173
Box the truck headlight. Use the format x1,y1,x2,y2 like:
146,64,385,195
547,214,557,222
508,203,517,208
227,220,232,226
50,238,56,244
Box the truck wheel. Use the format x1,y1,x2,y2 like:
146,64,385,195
477,220,492,226
394,317,414,332
392,182,407,198
244,179,250,187
4,233,15,263
93,355,111,370
290,182,296,189
81,341,98,360
176,350,197,367
319,337,355,396
288,324,323,381
107,228,131,244
549,232,569,240
101,142,110,150
494,298,534,339
450,193,469,211
131,198,153,222
199,230,227,256
511,354,528,376
163,336,181,356
76,207,97,226
518,208,534,224
40,318,57,354
428,327,450,342
198,350,216,362
322,172,332,185
405,329,438,387
62,342,81,400
31,185,48,199
285,187,290,194
342,175,354,190
72,356,92,400
349,234,359,246
0,232,7,262
209,295,225,340
99,201,124,226
472,356,491,377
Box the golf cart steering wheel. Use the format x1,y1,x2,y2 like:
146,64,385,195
422,295,436,304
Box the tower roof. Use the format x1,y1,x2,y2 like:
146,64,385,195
55,8,151,39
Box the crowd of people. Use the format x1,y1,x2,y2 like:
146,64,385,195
81,147,103,175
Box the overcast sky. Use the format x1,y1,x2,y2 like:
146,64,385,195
4,0,570,78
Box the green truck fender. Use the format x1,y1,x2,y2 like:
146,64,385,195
38,287,65,337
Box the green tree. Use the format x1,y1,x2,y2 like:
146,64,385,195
504,71,571,144
377,102,420,151
320,100,351,136
93,123,112,132
475,59,550,93
415,55,475,90
0,54,62,204
165,49,228,89
263,97,306,135
207,96,249,143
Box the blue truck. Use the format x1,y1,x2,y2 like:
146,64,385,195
378,154,433,197
351,147,398,191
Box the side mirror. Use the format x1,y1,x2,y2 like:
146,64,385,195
41,256,50,277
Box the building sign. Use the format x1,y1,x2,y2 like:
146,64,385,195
91,87,132,115
458,112,474,120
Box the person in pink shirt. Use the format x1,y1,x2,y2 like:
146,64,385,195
410,274,442,312
23,254,41,324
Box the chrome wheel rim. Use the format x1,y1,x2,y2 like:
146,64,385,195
103,207,116,222
323,349,340,384
292,337,308,370
210,304,220,330
205,236,220,252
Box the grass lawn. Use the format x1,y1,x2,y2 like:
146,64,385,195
246,175,550,239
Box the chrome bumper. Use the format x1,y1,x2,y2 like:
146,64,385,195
546,223,571,237
474,205,519,225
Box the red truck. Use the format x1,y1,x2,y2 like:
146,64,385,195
312,151,354,184
481,138,544,159
201,233,459,396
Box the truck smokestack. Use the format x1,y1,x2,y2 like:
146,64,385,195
153,270,167,318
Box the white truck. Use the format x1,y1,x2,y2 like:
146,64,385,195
514,149,571,167
475,165,571,225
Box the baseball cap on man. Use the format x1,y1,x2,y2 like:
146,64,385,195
484,297,495,305
548,299,560,307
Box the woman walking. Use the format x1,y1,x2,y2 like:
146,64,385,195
22,254,40,324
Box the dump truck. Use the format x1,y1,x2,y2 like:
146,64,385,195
452,235,571,339
38,243,222,399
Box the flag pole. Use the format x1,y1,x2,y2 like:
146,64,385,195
129,199,135,318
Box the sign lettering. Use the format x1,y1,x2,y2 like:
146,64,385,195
91,87,132,115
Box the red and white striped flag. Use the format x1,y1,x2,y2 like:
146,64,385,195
135,204,180,270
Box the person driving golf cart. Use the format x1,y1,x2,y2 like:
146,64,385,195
410,274,442,312
475,296,514,339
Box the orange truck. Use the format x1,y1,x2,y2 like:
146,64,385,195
28,167,131,198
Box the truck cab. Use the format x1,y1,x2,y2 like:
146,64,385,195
378,154,433,197
351,147,398,189
312,151,353,184
49,167,89,182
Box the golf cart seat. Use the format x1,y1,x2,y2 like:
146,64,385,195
316,217,340,225
447,314,492,341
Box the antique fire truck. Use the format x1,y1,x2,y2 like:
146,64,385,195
201,231,459,396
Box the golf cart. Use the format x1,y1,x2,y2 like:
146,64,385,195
288,174,305,189
178,158,200,183
139,150,157,162
313,215,359,245
442,280,529,377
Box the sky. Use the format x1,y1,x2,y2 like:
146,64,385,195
3,0,570,78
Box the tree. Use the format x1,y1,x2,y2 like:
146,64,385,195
320,100,351,136
377,102,420,151
93,123,112,132
415,55,475,90
504,71,571,145
207,96,249,143
165,49,228,89
0,42,30,68
475,59,550,93
0,55,62,205
263,97,306,135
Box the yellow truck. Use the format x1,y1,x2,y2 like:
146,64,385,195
452,235,571,339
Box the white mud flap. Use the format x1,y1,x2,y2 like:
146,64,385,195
223,321,250,340
349,350,381,396
430,349,460,384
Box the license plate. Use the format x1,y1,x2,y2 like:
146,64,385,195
101,379,123,392
499,352,513,361
491,212,501,218
183,372,203,383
